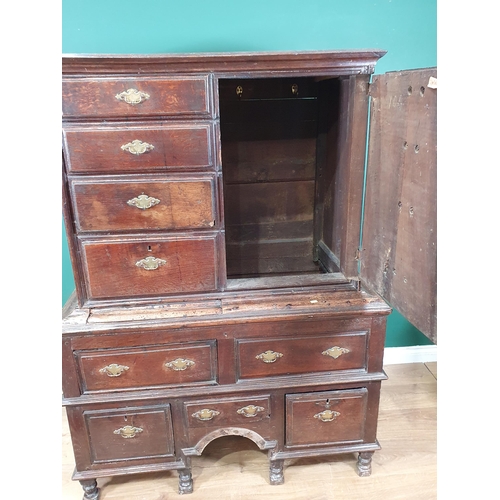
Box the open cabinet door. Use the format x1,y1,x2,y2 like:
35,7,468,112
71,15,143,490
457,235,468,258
361,68,437,343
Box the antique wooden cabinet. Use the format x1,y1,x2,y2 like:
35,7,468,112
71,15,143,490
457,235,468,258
62,51,436,499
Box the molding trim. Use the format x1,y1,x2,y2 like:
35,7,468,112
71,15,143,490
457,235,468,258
383,345,437,365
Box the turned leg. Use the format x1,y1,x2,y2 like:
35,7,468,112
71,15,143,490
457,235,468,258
80,479,100,500
357,451,374,477
178,468,193,495
269,459,284,485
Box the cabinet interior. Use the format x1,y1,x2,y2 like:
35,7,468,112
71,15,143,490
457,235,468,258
219,76,351,286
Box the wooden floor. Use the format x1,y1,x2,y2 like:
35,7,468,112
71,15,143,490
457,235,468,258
62,362,437,500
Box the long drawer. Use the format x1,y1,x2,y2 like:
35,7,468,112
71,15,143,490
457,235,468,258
80,233,219,300
235,331,368,380
63,123,214,173
75,340,217,393
62,75,211,118
70,175,216,232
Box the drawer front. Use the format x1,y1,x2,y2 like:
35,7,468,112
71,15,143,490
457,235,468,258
71,176,216,232
236,331,367,380
83,405,175,464
76,341,217,393
285,389,368,448
62,75,211,118
63,124,213,173
184,395,271,445
80,233,219,300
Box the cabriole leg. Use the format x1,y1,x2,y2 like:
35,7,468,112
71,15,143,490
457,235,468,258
357,451,374,477
269,459,284,485
80,479,100,500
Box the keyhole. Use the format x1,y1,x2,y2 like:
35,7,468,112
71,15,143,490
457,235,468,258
147,245,152,252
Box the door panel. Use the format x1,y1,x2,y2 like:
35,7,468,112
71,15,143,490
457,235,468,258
362,68,437,343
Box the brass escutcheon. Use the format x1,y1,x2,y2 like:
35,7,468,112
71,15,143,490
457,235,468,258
121,139,155,155
322,346,350,359
314,409,340,422
192,409,220,421
256,350,283,364
291,83,299,95
127,194,160,210
113,425,143,438
236,405,265,418
165,358,195,371
99,363,129,377
135,256,167,270
115,88,150,105
236,85,243,97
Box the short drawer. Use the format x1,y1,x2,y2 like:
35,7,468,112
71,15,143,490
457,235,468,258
236,331,367,380
80,233,219,300
285,389,368,448
184,395,271,446
70,175,216,232
81,404,175,465
63,123,214,174
76,341,217,393
62,75,211,118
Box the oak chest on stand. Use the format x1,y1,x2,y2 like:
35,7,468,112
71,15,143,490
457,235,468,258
62,50,436,499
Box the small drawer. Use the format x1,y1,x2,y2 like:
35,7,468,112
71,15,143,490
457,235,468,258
70,175,216,233
63,123,213,174
82,404,175,464
236,331,367,380
62,75,211,118
76,341,217,393
80,233,219,300
285,389,368,448
184,395,271,445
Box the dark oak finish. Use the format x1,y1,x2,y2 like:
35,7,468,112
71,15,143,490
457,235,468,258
63,123,214,173
80,233,219,299
235,331,368,379
70,175,216,232
76,340,217,393
285,388,368,447
62,50,436,500
62,75,211,119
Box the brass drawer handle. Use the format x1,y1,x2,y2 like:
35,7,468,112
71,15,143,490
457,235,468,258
127,194,160,210
165,358,195,371
99,363,129,377
237,405,265,418
322,346,350,359
136,256,166,270
192,409,220,421
256,350,283,364
113,425,143,438
314,410,340,422
121,139,155,155
115,88,150,105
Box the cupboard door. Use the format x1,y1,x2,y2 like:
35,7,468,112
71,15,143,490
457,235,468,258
362,68,437,343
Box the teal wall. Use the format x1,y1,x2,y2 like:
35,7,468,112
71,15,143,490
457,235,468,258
62,0,436,346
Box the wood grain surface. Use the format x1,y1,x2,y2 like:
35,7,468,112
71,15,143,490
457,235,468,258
62,362,437,499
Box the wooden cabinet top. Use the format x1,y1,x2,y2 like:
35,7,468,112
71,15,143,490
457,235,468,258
62,50,387,76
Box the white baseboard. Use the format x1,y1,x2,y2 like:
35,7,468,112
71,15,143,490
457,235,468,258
383,345,437,365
